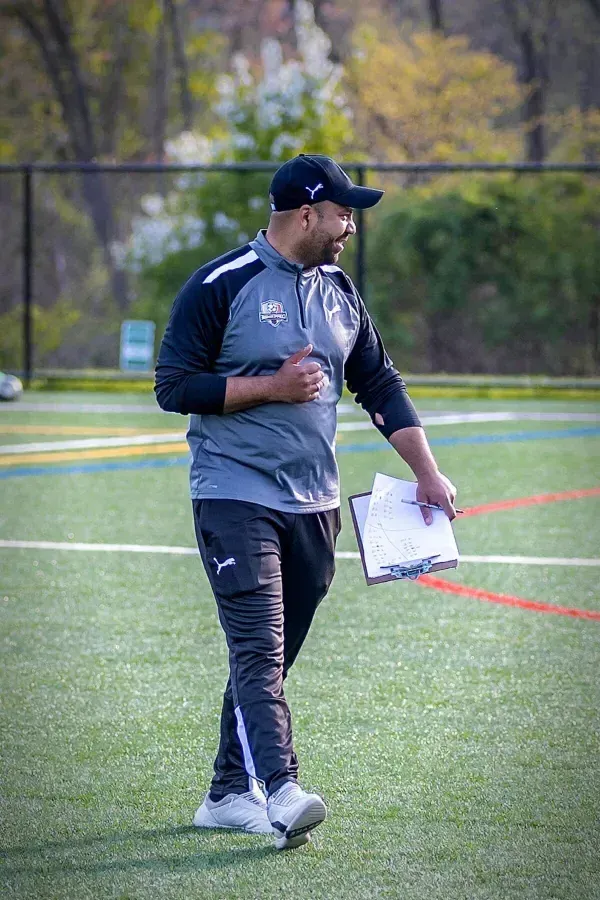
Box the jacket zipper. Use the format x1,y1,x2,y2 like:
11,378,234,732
295,273,306,329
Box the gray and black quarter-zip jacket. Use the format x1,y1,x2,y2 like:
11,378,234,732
155,230,420,513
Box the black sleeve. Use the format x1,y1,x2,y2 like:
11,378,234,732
154,271,229,415
342,279,421,439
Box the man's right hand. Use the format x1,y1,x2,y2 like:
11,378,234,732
223,345,323,412
272,344,324,403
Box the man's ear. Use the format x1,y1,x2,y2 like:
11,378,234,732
299,204,313,231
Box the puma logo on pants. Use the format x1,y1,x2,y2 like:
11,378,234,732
214,557,236,575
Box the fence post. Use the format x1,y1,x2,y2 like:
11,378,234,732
355,165,366,300
22,165,33,386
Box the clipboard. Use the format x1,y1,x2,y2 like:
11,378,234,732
349,489,459,586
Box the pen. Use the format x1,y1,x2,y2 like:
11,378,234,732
401,499,464,515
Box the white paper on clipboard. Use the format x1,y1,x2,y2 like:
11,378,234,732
349,473,459,585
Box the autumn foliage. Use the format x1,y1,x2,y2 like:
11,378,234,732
347,28,523,162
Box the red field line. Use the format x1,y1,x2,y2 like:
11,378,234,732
420,486,600,619
419,575,600,621
462,486,600,518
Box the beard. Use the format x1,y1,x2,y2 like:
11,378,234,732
296,228,347,268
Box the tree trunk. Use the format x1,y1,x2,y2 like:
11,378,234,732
310,0,344,64
427,0,445,33
584,0,600,20
151,21,169,162
580,39,600,162
81,172,129,311
164,0,193,131
16,1,129,309
520,24,546,162
502,0,551,163
42,0,97,157
100,15,130,157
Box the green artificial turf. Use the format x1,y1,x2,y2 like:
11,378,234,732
1,395,599,900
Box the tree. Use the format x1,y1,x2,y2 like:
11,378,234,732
0,0,225,312
347,25,523,161
124,13,354,332
0,0,159,308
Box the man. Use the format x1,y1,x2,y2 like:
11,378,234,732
155,154,456,850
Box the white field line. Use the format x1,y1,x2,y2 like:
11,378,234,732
0,540,599,567
3,410,599,456
0,402,162,414
0,539,198,555
337,413,528,433
459,555,600,566
336,420,372,432
0,402,357,415
337,410,600,433
2,400,600,421
419,411,600,425
338,411,600,428
0,432,186,454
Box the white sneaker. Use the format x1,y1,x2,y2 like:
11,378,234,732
267,782,327,850
193,789,272,834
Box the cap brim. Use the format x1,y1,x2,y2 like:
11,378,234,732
334,186,384,210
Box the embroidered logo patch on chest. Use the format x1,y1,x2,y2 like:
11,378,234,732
259,300,288,328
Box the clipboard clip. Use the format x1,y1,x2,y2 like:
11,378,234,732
381,555,440,581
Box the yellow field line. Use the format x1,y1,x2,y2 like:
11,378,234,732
0,442,189,467
1,428,343,466
0,425,178,436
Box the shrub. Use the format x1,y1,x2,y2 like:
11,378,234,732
368,175,600,375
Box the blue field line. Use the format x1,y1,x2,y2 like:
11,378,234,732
1,426,598,480
0,455,191,480
337,425,600,454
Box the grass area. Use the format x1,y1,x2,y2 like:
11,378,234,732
21,373,600,399
1,393,599,899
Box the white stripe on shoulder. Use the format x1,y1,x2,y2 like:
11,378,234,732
321,264,342,272
202,249,259,284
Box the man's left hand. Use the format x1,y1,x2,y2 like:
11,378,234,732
416,471,457,524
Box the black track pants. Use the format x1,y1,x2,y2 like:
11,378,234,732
193,499,340,797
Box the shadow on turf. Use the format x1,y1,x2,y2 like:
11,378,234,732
0,825,276,875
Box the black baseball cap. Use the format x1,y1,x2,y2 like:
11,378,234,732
269,154,384,212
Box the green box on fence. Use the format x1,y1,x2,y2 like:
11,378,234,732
119,320,156,373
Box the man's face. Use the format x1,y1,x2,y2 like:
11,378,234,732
297,201,357,267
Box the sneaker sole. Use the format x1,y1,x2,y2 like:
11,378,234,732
272,796,327,850
193,806,272,834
